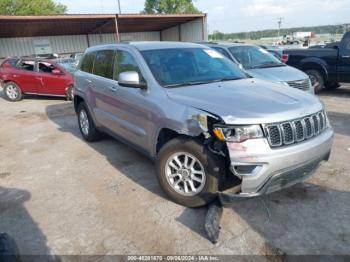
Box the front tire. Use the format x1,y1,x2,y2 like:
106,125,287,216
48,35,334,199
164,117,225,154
66,86,74,101
305,70,324,94
3,82,23,102
77,102,102,142
156,138,224,207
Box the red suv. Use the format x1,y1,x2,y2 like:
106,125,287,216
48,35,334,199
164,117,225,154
0,58,74,102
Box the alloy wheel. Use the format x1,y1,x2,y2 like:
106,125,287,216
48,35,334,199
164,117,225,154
79,109,89,136
165,152,206,196
6,85,18,100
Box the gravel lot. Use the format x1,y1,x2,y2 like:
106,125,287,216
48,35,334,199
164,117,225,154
0,85,349,256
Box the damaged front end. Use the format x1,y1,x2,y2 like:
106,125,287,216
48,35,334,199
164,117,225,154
190,111,333,206
189,112,245,196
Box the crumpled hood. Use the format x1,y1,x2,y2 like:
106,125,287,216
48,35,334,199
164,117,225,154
246,65,308,82
166,78,323,125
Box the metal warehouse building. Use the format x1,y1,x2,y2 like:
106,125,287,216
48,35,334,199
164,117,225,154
0,13,208,58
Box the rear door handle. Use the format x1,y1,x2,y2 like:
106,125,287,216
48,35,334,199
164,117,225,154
86,79,92,83
342,55,350,58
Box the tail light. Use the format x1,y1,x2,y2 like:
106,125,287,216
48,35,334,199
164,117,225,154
281,54,289,63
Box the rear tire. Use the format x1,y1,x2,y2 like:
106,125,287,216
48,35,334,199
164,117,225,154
3,82,23,102
156,138,224,207
305,70,324,94
77,102,102,142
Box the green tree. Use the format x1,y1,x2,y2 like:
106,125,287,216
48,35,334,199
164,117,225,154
0,0,67,15
143,0,200,14
211,30,224,41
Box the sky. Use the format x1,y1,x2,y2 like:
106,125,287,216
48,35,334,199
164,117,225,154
56,0,350,33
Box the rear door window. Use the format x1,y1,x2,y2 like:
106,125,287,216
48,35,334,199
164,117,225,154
80,52,96,74
17,60,35,71
93,50,115,79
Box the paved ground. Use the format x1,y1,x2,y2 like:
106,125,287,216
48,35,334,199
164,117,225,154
0,85,349,256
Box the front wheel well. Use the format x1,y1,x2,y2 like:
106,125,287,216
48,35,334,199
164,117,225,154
73,95,84,113
3,80,18,86
156,128,205,154
156,128,182,154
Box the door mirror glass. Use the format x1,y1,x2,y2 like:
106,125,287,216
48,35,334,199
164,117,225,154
52,69,63,75
118,71,146,89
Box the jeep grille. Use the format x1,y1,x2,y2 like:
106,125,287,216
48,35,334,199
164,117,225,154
265,111,327,148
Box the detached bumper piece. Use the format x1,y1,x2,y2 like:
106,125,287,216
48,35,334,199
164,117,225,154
204,200,223,244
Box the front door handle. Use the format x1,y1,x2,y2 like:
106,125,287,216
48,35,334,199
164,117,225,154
342,55,350,58
109,86,117,91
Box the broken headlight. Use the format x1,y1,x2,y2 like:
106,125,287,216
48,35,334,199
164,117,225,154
213,125,264,143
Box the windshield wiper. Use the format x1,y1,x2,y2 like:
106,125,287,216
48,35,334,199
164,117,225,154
164,77,243,88
215,77,243,82
164,80,212,88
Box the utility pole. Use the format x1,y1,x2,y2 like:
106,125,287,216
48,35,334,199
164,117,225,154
278,17,283,38
117,0,121,14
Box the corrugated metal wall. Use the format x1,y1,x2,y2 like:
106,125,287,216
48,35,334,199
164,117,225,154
180,18,204,42
121,31,160,41
161,26,179,41
0,32,159,57
161,18,206,42
0,18,206,57
0,35,90,57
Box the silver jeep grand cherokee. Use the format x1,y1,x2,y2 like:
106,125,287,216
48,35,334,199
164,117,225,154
74,42,333,207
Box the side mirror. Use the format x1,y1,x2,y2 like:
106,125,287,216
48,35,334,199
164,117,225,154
118,71,147,89
238,63,244,70
52,69,63,75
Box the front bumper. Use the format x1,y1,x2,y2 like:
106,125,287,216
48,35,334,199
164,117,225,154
220,127,333,200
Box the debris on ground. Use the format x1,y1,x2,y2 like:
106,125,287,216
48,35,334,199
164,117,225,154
204,200,223,244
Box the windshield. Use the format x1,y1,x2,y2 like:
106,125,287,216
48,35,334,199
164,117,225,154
141,48,246,87
229,46,284,69
57,59,77,73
